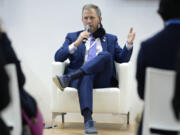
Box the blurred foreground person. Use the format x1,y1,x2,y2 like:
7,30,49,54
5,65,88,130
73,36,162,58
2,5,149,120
136,0,180,134
0,23,43,135
172,48,180,121
0,36,10,135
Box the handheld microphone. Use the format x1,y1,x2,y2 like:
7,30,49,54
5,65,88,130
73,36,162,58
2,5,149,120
82,25,90,44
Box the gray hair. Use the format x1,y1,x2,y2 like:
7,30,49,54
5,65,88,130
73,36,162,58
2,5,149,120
82,4,101,18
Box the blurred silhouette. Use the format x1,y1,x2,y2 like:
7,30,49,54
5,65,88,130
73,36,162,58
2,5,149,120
136,0,180,134
172,47,180,121
0,40,10,135
0,27,43,134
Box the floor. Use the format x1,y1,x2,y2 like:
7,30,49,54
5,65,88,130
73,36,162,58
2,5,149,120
43,122,136,135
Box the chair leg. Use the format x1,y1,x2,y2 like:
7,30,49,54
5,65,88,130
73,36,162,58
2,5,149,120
60,113,67,128
121,112,130,130
121,113,127,130
52,112,60,128
51,112,67,128
112,113,128,130
127,112,130,125
44,112,61,129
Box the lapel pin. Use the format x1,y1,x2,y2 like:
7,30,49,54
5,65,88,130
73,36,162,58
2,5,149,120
103,37,106,42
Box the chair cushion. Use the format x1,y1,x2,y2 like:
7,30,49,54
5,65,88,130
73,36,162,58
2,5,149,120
52,87,124,113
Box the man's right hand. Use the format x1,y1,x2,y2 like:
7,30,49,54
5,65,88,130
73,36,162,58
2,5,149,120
73,31,90,47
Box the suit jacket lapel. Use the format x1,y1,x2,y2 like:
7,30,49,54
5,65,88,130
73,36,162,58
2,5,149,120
100,35,107,51
80,43,86,58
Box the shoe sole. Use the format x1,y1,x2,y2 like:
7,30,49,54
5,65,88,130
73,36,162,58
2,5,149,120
84,133,97,135
52,77,64,91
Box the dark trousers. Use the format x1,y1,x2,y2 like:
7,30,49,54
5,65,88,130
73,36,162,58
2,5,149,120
73,51,113,113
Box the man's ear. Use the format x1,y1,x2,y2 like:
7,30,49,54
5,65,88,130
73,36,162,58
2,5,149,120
99,17,102,22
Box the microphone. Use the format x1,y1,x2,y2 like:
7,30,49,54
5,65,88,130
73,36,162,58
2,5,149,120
82,25,90,44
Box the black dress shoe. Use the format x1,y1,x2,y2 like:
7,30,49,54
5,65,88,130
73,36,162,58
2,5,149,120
52,75,71,91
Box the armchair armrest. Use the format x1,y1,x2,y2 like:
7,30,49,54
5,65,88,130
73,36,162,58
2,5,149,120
115,62,131,90
115,62,132,113
52,61,66,77
51,61,66,111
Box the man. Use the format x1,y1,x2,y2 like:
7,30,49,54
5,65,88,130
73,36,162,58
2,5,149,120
136,0,180,134
53,4,135,134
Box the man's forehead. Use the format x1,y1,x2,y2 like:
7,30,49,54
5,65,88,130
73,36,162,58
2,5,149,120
82,9,97,16
83,8,96,13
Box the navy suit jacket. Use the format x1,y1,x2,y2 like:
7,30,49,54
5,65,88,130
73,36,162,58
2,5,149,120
55,31,133,86
136,24,180,100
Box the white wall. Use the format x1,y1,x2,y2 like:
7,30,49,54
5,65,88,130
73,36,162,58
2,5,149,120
0,0,163,122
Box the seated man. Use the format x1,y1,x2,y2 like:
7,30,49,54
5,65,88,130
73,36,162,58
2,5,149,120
53,4,135,134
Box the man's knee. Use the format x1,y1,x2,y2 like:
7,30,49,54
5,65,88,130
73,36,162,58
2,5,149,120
98,51,112,60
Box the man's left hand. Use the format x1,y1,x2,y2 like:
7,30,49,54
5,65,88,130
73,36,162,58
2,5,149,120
127,27,136,45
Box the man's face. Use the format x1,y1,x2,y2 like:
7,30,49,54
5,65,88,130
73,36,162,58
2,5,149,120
82,8,102,33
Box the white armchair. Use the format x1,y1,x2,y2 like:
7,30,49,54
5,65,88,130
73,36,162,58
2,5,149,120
51,61,132,127
143,68,180,135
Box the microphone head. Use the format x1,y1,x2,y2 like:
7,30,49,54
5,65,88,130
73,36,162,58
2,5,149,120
84,25,90,32
82,25,90,44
